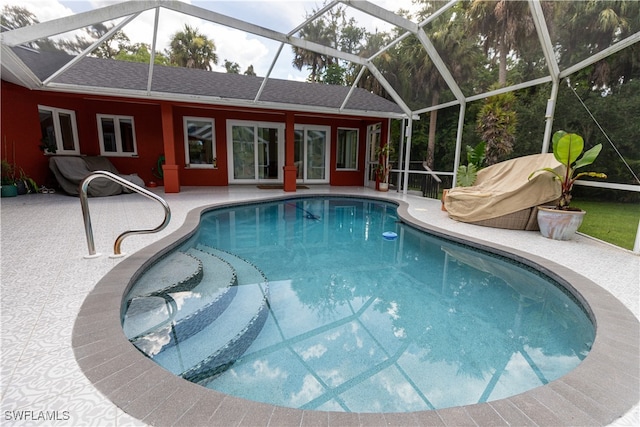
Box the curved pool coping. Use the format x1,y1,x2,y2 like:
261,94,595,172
72,194,639,426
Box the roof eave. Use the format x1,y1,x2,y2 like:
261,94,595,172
0,45,42,89
40,82,410,120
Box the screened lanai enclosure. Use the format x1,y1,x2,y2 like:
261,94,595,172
2,0,639,197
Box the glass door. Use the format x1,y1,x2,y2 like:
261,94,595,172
294,126,330,183
231,124,255,180
257,127,279,180
228,121,284,183
365,123,382,188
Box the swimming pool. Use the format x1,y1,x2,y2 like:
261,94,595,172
122,197,594,413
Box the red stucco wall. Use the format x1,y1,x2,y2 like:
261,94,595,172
1,82,164,187
2,81,52,187
2,80,387,191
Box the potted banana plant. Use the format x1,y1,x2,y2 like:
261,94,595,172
529,130,607,240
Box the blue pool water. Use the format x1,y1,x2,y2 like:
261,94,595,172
122,197,594,413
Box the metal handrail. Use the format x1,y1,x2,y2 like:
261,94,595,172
80,170,171,258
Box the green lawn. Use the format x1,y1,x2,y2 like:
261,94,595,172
573,198,639,251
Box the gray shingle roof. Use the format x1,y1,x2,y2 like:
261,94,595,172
11,47,74,81
13,47,404,115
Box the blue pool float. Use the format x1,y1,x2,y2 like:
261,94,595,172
382,231,398,240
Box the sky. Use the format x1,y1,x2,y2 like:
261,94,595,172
8,0,421,81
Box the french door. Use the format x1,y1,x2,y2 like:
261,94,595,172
294,125,330,183
228,121,284,183
365,123,382,188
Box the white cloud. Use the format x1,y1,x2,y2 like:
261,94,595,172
16,0,75,22
17,0,421,80
207,25,271,74
318,368,343,387
378,369,426,408
299,343,327,361
250,359,286,379
289,374,324,406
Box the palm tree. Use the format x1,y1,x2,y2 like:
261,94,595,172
292,18,331,82
168,24,218,70
467,0,537,86
292,5,366,84
554,0,639,88
397,3,480,168
355,30,396,96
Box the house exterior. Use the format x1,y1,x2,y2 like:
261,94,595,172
1,47,406,193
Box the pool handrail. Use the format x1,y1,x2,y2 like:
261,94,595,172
79,170,171,257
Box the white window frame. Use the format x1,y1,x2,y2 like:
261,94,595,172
96,114,138,157
227,120,285,183
336,127,359,171
38,105,79,155
183,116,216,168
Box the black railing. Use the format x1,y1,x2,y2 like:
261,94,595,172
388,162,452,199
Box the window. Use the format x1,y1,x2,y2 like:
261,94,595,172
184,117,216,168
97,115,137,156
38,105,79,154
337,128,359,170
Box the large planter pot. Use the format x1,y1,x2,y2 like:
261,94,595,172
378,182,389,192
1,184,18,198
537,206,586,240
16,180,28,195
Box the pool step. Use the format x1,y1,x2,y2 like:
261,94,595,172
121,295,176,340
125,249,238,354
196,244,267,287
126,251,203,299
151,245,270,383
123,251,205,339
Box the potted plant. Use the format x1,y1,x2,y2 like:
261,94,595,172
16,168,39,195
528,130,607,240
375,143,394,191
441,142,485,211
150,154,165,187
39,136,57,154
1,159,18,197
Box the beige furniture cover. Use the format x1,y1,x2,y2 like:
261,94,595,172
445,153,563,224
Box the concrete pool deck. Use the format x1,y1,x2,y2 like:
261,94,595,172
1,186,638,426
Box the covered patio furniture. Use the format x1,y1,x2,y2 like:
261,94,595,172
49,155,145,196
444,153,563,230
